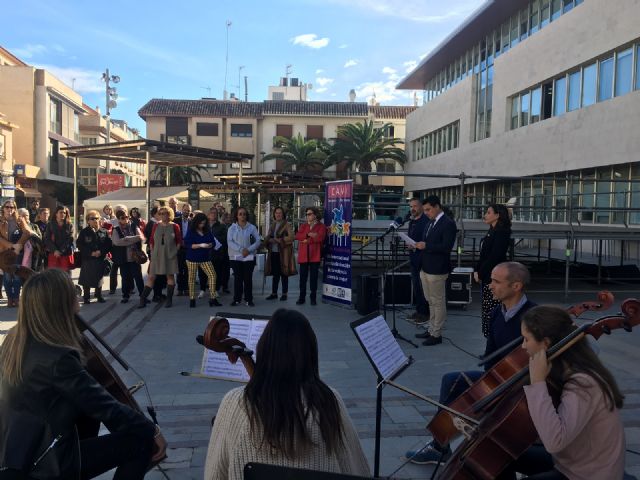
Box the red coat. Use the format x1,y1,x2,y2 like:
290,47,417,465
295,222,326,264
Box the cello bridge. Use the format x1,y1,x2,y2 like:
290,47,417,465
452,417,475,440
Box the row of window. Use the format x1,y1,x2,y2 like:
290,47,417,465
423,0,583,103
165,118,253,139
511,42,640,129
411,121,460,161
424,163,640,226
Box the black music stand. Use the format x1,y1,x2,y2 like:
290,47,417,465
244,463,375,480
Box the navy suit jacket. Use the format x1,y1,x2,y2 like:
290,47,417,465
420,214,457,275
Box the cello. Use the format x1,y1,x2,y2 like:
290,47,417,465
437,297,640,479
427,291,614,449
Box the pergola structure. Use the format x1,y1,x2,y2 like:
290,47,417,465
62,139,253,232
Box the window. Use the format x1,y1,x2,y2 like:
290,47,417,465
530,87,542,123
73,114,80,142
567,71,581,111
80,137,98,145
510,14,519,47
520,92,530,126
230,124,253,137
562,0,574,13
306,125,324,140
615,48,633,97
582,63,597,107
520,8,529,41
540,0,550,27
50,98,62,134
637,45,640,91
551,0,562,20
376,160,396,173
166,117,188,136
164,135,190,145
530,0,540,34
598,57,614,101
511,98,519,129
49,139,59,175
542,82,553,119
272,92,284,100
554,76,567,116
196,122,218,136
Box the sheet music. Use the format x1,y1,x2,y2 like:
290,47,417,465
354,315,409,381
397,232,416,247
200,317,268,382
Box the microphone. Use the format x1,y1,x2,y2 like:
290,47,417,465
385,216,406,234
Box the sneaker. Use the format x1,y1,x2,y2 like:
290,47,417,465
405,442,451,465
230,301,240,306
198,291,205,299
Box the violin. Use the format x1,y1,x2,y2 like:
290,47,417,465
197,316,256,377
75,315,167,470
438,297,640,480
428,291,614,449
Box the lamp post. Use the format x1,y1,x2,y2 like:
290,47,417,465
101,69,120,173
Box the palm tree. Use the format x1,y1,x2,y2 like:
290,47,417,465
262,133,328,174
152,165,211,185
330,120,406,185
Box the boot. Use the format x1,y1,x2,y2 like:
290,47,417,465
138,286,152,308
95,288,106,303
165,285,175,308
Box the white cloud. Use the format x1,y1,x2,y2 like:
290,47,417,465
315,77,334,87
315,69,324,74
10,43,48,59
338,44,348,49
354,79,405,103
36,64,103,94
323,0,483,24
382,67,396,75
344,59,358,68
291,34,330,49
316,87,328,93
403,60,418,73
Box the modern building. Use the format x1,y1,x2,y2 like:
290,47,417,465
0,112,18,199
398,0,640,227
268,76,311,101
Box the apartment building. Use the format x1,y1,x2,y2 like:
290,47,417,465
398,0,640,226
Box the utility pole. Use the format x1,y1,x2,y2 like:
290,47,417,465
101,68,120,173
224,20,232,100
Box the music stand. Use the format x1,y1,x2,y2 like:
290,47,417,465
244,463,375,480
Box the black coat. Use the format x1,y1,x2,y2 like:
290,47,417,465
420,214,457,275
77,227,112,288
476,226,511,283
0,339,154,478
43,222,74,256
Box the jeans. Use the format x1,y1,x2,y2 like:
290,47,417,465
496,444,564,480
270,252,288,294
410,262,428,315
439,370,483,406
79,429,154,480
298,262,319,299
120,262,144,298
2,272,21,300
231,260,255,302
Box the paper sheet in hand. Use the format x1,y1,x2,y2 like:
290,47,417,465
200,317,267,382
397,232,416,247
352,314,409,381
232,254,255,262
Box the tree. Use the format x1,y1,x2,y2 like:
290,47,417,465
55,182,91,207
152,165,212,185
330,120,406,185
262,133,328,174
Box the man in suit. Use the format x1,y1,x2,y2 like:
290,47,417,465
176,203,192,296
406,197,430,324
414,195,457,346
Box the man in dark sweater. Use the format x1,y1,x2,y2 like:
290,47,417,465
406,261,535,465
406,197,430,324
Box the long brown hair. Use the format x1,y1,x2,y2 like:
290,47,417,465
0,269,82,386
243,309,343,458
522,305,624,410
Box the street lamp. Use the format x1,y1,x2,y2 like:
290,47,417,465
101,69,120,173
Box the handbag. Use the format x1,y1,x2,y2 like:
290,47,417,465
131,248,148,265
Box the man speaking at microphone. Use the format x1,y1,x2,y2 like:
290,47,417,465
405,197,429,324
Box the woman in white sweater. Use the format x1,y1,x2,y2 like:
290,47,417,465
204,309,371,480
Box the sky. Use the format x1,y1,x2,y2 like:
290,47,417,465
3,0,484,133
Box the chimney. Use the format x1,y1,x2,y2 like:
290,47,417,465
348,89,356,102
95,106,101,114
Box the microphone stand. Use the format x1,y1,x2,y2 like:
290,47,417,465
383,229,418,348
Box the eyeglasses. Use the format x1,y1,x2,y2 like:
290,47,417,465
4,206,15,210
118,215,129,220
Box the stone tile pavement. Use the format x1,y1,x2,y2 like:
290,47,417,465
1,270,639,479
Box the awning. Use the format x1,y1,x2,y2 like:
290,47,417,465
16,187,42,198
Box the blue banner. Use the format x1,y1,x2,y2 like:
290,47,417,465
322,180,353,306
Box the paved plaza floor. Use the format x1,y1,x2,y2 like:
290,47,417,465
1,270,638,479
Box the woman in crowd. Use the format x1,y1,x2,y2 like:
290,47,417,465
204,308,370,480
0,269,166,479
16,208,39,271
139,206,182,308
512,305,626,479
227,207,261,307
0,200,32,307
43,206,74,273
295,207,326,306
111,210,145,305
34,207,49,236
77,210,112,304
129,207,146,234
102,204,115,224
474,203,512,337
264,207,295,301
183,212,222,308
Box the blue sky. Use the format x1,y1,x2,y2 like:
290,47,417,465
3,0,484,133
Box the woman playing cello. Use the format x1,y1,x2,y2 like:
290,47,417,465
515,305,626,480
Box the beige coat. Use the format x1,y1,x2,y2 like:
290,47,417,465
264,221,296,277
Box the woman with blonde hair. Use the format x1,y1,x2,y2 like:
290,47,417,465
0,200,32,307
78,210,112,304
0,269,166,479
139,206,182,308
43,205,74,273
